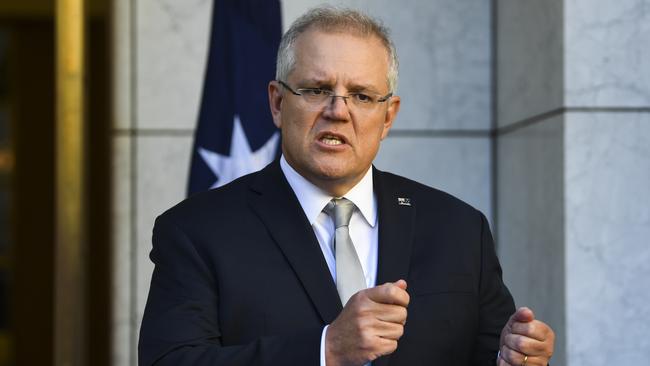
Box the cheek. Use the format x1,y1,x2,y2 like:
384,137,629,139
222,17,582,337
365,140,382,159
357,123,386,151
282,118,311,149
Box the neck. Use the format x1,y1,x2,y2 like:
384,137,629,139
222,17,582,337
312,177,362,198
281,156,370,197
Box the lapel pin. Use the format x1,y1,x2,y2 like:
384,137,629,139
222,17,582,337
397,197,411,206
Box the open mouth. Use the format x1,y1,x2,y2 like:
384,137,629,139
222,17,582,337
317,132,347,147
320,135,344,146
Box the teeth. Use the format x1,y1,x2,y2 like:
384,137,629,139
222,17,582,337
321,136,343,145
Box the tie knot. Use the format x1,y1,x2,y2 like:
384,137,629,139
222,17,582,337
324,198,355,228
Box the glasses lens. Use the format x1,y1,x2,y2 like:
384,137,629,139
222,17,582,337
350,93,376,105
288,85,389,113
300,90,329,105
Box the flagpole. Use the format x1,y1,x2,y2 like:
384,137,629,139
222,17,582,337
55,0,87,364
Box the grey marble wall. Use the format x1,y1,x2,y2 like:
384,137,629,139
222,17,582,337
565,112,650,365
111,0,495,365
496,0,650,365
495,3,567,362
496,117,566,365
565,0,650,107
497,0,564,128
111,0,134,364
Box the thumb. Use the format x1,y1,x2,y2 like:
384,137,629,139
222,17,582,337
501,307,535,346
393,279,408,290
511,307,535,323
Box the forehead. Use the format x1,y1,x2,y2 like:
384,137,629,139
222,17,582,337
290,29,389,90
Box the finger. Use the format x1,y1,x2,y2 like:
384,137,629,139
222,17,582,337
394,279,407,290
375,304,408,324
374,337,399,357
504,334,547,356
512,307,535,323
497,352,513,366
500,344,527,366
373,321,405,340
501,349,547,366
503,307,535,335
497,357,513,366
511,320,551,342
367,282,410,307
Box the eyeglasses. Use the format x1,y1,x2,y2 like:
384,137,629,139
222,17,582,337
278,80,392,112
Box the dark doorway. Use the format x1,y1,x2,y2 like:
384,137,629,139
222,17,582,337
0,1,111,364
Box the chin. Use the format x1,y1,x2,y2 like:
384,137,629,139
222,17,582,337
313,166,348,181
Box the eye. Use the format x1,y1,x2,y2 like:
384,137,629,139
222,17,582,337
300,88,326,96
351,93,374,103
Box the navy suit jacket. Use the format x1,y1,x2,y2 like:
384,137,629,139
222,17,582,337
139,160,515,365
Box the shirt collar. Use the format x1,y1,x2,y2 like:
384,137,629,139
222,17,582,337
280,155,377,227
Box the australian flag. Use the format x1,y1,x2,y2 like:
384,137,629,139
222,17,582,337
187,0,282,196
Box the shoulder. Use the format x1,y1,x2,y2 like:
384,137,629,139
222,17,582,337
156,169,260,228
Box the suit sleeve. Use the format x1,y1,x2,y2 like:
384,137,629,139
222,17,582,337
473,211,516,366
138,214,322,366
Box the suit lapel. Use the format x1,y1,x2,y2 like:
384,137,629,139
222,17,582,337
373,167,416,286
247,162,415,364
247,161,342,324
373,167,416,366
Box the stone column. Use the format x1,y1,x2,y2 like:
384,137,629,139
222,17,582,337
496,1,650,365
111,0,213,364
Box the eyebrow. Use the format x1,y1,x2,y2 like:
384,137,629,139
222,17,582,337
297,78,382,94
346,82,380,94
297,77,333,86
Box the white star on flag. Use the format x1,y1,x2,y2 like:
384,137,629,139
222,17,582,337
198,115,280,188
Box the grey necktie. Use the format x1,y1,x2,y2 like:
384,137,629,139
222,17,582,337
324,198,367,306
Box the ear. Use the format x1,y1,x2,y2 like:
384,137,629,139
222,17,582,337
268,81,283,129
380,95,400,140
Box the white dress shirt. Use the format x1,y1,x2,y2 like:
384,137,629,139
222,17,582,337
280,156,378,366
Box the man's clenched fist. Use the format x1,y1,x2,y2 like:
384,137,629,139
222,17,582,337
325,280,410,366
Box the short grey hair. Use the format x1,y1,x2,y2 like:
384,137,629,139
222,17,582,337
276,6,399,93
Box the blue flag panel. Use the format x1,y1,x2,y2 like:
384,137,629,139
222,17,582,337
188,0,282,196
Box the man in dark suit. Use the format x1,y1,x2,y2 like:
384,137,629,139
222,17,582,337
139,6,555,366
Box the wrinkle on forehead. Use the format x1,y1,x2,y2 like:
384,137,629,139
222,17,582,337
291,30,390,94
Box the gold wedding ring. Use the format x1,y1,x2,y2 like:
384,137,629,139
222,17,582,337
522,355,528,366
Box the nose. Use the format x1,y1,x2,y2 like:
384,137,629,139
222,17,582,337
322,95,351,120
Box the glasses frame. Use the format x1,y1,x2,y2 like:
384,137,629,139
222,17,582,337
277,80,393,110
